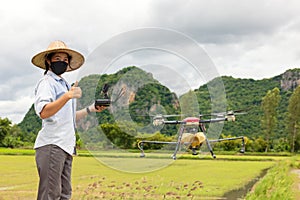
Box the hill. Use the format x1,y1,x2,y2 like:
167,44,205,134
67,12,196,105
18,66,180,136
18,67,300,143
191,68,300,141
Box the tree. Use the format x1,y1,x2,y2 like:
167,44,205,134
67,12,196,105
2,125,24,148
100,123,136,149
287,86,300,153
261,87,281,152
179,90,199,116
0,117,12,146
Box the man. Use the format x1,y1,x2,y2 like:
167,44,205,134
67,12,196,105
31,40,105,199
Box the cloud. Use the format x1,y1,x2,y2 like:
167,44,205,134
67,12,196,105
0,96,34,123
2,0,300,123
0,0,152,123
147,0,300,43
204,18,300,79
142,0,300,79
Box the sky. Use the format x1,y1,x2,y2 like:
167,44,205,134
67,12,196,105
1,0,300,124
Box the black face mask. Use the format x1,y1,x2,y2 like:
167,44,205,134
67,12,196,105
50,61,68,75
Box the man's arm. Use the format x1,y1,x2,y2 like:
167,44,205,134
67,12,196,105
75,104,107,122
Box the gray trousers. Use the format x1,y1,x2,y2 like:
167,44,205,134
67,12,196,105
35,144,73,200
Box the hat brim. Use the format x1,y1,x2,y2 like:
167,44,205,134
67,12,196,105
31,48,85,72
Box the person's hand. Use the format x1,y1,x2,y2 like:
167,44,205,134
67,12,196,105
68,81,82,99
88,103,107,113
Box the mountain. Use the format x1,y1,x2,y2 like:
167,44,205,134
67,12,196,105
193,68,300,139
194,75,281,138
76,66,179,135
18,66,180,136
18,67,300,142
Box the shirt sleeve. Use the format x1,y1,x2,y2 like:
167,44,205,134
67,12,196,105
34,78,55,117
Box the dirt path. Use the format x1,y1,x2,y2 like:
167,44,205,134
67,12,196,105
223,168,269,199
291,169,300,199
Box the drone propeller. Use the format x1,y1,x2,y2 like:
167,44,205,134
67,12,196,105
151,114,183,126
149,114,183,118
198,109,248,122
152,115,165,126
162,114,183,118
211,108,248,116
199,113,213,117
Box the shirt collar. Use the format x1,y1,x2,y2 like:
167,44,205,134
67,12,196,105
46,71,64,82
46,71,70,90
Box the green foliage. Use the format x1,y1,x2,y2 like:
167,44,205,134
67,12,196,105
14,67,300,152
179,90,199,116
0,118,27,148
2,125,24,148
213,134,245,151
195,76,286,151
17,104,41,143
197,75,299,153
245,158,295,200
0,117,11,145
100,123,135,149
287,86,300,152
137,132,174,150
77,74,103,109
78,66,179,137
252,137,268,152
261,87,281,152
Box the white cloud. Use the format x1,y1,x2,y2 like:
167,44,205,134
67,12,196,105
147,0,300,42
0,96,34,124
205,18,300,79
2,0,300,123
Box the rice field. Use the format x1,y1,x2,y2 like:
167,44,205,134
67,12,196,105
0,150,280,200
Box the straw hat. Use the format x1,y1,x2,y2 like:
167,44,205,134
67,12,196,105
31,40,85,72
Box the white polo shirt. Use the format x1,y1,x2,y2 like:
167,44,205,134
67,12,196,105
34,71,76,155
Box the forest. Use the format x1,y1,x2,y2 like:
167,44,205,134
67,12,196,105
1,66,300,153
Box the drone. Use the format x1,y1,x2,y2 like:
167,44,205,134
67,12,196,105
138,110,246,159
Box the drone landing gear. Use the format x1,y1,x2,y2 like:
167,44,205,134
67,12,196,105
138,142,146,158
240,137,245,154
205,137,217,159
209,136,246,157
211,152,216,159
171,124,185,160
191,148,198,155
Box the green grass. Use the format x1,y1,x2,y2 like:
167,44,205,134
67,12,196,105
0,148,297,199
0,155,38,200
245,155,300,200
0,154,275,199
0,147,35,155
